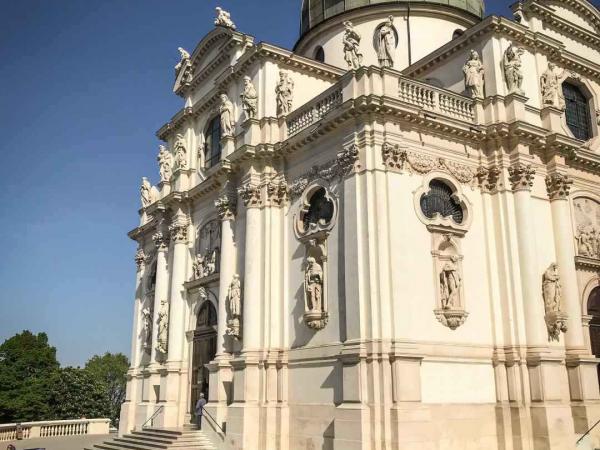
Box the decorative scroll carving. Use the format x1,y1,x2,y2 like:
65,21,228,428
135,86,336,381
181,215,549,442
276,71,294,116
290,146,359,198
157,145,173,183
215,7,236,29
503,44,525,95
156,300,169,355
432,234,468,330
342,21,362,70
174,134,188,170
226,274,242,339
215,194,237,221
463,50,485,99
542,263,567,341
238,183,262,208
476,166,501,193
266,180,289,207
545,173,573,200
381,142,476,184
169,223,188,244
508,163,535,191
574,198,600,260
241,76,258,120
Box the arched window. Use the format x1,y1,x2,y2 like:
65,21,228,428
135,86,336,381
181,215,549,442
314,46,325,63
204,116,222,169
563,82,592,141
420,180,464,224
197,301,218,329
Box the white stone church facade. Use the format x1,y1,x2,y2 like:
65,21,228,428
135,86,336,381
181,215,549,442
119,1,600,448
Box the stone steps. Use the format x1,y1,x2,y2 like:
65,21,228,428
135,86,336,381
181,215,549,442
84,427,216,450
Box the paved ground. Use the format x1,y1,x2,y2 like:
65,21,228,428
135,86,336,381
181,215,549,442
2,434,113,450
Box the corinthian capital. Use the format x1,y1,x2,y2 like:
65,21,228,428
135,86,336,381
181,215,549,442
546,173,573,201
266,180,288,207
169,222,189,244
215,194,237,221
152,232,170,251
238,183,262,208
508,163,536,192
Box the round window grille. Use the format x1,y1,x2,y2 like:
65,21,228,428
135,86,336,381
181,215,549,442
420,180,464,224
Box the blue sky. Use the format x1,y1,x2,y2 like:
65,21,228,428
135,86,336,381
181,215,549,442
0,0,595,367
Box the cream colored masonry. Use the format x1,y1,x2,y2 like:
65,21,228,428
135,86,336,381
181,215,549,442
120,1,600,449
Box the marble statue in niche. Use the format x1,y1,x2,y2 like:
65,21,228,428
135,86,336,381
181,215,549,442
141,306,153,353
156,300,169,355
542,263,567,341
503,44,525,95
219,94,235,137
276,71,294,116
342,20,362,70
540,63,568,109
463,50,485,99
440,261,462,309
157,145,173,182
305,257,324,313
215,7,236,29
174,134,187,170
226,274,242,339
376,16,396,68
240,76,258,120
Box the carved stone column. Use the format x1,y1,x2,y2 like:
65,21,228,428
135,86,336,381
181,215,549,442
215,193,237,356
547,172,600,405
132,248,147,368
238,182,262,351
151,231,170,363
508,162,548,349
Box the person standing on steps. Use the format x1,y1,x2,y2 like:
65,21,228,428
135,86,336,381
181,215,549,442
195,392,207,429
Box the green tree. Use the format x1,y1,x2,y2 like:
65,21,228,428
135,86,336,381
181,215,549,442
0,331,59,422
85,353,129,426
47,368,112,420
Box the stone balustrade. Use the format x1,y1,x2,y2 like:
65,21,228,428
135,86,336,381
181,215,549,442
286,71,476,138
0,418,110,441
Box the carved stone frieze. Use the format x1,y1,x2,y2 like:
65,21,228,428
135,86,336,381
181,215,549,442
266,180,289,207
290,146,359,199
545,173,573,200
238,183,262,208
574,197,600,260
215,194,237,221
381,141,476,184
508,163,536,191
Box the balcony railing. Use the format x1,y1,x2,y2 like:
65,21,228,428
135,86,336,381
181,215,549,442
0,419,111,442
285,71,476,139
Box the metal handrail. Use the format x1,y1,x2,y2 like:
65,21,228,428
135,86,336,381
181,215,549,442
577,417,600,446
199,406,225,436
141,405,164,430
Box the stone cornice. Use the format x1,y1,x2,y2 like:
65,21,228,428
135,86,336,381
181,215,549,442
544,0,600,32
404,15,600,84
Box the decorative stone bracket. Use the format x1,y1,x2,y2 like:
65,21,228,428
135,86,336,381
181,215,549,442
434,309,469,331
545,311,568,342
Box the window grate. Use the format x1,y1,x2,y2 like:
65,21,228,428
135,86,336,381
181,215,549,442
420,180,464,224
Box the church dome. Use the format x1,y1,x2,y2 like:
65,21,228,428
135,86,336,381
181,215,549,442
300,0,485,36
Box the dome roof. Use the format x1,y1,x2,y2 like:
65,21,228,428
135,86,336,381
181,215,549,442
300,0,485,35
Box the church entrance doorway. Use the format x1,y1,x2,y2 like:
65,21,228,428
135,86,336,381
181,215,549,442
190,301,217,416
587,287,600,385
